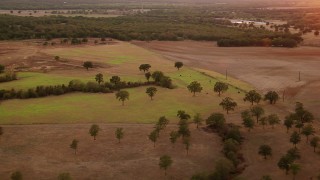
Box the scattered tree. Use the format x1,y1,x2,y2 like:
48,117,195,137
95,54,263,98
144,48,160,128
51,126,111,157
54,56,60,61
183,137,191,155
155,116,169,134
58,172,72,180
295,120,304,133
149,130,158,147
159,155,173,176
95,73,103,84
258,145,272,159
214,82,228,96
169,130,179,147
267,114,280,128
295,102,314,123
193,113,203,129
11,171,22,180
70,139,78,155
219,97,237,114
286,148,301,161
178,121,191,138
250,105,265,123
290,164,301,180
83,61,93,71
310,136,319,152
259,117,268,129
174,62,183,70
244,90,262,105
264,91,279,104
139,64,151,72
151,71,164,82
206,113,225,129
211,159,234,180
0,64,5,73
243,117,255,131
284,115,295,133
278,155,293,175
110,76,121,85
177,110,191,121
187,81,203,97
145,72,151,82
301,124,315,142
115,128,124,143
89,124,100,140
115,90,129,106
146,87,157,100
290,131,301,148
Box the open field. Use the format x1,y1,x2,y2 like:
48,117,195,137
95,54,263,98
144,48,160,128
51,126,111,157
0,40,251,124
0,124,221,180
134,40,320,119
1,39,320,179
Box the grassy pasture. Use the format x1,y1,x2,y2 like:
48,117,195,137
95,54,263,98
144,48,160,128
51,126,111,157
0,41,250,124
0,69,248,124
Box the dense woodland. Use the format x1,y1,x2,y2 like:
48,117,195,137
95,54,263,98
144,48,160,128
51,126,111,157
0,9,302,47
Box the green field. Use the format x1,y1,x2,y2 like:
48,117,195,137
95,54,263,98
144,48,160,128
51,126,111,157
0,42,252,124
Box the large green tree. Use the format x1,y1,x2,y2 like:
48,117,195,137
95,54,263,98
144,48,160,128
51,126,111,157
278,155,293,175
70,139,79,155
301,124,315,142
264,91,279,104
187,81,203,97
146,87,157,100
284,114,295,133
219,97,237,114
244,90,262,105
177,110,191,121
139,64,151,72
89,124,100,140
145,72,151,82
169,130,179,147
95,73,103,84
83,61,93,71
242,117,255,132
206,113,225,129
151,71,164,82
250,105,265,123
258,145,272,159
193,113,203,129
149,130,158,147
159,155,173,176
290,131,301,148
310,136,320,152
267,114,280,128
110,76,121,85
214,82,228,96
174,62,183,70
116,90,129,105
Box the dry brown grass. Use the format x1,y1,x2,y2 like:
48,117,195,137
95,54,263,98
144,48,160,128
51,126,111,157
0,124,221,180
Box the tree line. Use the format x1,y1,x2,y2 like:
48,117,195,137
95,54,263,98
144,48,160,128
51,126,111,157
0,12,301,46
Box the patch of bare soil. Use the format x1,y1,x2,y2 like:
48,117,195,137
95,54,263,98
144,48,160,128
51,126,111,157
0,40,113,72
0,124,221,180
